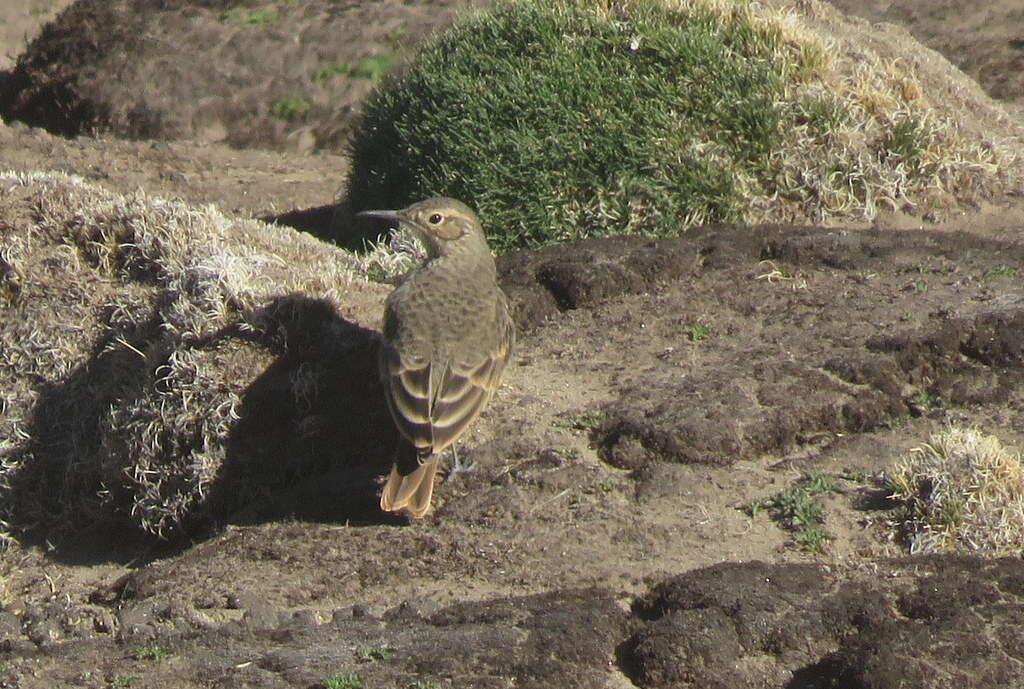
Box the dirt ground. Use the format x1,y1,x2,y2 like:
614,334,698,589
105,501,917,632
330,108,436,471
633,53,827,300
2,1,1024,688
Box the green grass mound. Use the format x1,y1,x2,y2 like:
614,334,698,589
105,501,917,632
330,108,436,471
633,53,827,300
345,0,1021,252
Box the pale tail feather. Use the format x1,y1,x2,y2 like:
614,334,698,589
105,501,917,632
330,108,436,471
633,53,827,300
380,457,439,518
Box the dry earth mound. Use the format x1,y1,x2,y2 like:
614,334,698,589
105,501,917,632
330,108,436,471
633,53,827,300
0,0,475,151
0,170,389,544
826,0,1024,115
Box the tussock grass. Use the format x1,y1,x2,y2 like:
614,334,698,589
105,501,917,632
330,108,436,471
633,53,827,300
0,171,372,542
887,426,1024,555
345,0,1022,252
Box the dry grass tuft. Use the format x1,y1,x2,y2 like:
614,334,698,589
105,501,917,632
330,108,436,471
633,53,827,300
887,426,1024,555
0,170,382,543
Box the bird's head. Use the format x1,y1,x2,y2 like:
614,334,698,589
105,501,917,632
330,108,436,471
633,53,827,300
358,197,490,260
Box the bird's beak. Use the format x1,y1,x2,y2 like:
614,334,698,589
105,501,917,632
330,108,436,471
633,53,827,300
356,209,403,224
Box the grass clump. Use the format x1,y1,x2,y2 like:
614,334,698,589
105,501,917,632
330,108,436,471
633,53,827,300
748,471,838,552
269,96,311,121
110,673,142,689
887,426,1024,555
984,264,1018,279
347,0,788,252
552,410,605,433
683,323,710,342
132,644,172,661
355,645,395,661
311,53,399,83
322,673,363,689
222,6,278,26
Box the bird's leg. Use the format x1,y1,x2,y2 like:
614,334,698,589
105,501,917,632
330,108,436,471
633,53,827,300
443,445,476,482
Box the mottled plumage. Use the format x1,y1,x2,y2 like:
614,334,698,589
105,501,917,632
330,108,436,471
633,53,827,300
359,198,514,518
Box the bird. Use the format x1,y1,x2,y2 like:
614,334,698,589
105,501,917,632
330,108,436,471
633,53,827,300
358,197,515,518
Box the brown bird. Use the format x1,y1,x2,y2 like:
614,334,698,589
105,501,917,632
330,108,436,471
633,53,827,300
358,197,515,518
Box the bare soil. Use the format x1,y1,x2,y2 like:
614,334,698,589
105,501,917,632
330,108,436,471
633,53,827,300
2,1,1024,688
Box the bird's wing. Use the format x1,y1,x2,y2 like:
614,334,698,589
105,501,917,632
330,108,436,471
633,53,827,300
429,299,515,452
380,342,435,455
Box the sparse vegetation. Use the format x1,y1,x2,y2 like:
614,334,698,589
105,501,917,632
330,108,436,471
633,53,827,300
222,6,278,26
356,645,395,661
552,410,604,433
683,323,710,342
984,264,1018,279
323,673,364,689
132,644,172,661
350,52,398,81
887,426,1024,555
359,224,425,282
110,673,141,689
883,115,932,168
311,60,350,83
748,472,839,552
755,260,795,282
909,389,942,410
269,95,311,121
311,53,399,83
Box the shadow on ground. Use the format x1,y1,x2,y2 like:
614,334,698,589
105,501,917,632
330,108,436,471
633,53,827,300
4,293,397,562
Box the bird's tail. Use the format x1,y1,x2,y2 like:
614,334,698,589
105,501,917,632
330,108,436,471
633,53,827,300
380,449,438,519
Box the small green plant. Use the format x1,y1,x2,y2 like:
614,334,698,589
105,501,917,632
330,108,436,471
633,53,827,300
553,447,579,460
799,93,847,137
356,645,395,661
552,410,604,432
880,415,908,430
132,644,172,661
222,6,278,25
793,524,830,551
350,52,398,81
600,478,615,493
683,323,710,342
0,661,11,672
747,471,838,552
911,279,928,292
323,674,363,689
885,115,931,164
311,60,350,82
269,96,311,121
408,682,440,689
364,263,388,283
839,468,872,483
311,53,398,83
984,264,1018,279
909,389,942,409
110,673,142,689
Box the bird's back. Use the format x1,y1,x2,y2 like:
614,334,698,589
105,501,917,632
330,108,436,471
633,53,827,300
379,250,513,456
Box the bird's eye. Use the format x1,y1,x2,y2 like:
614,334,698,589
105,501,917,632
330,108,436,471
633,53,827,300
428,213,443,225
